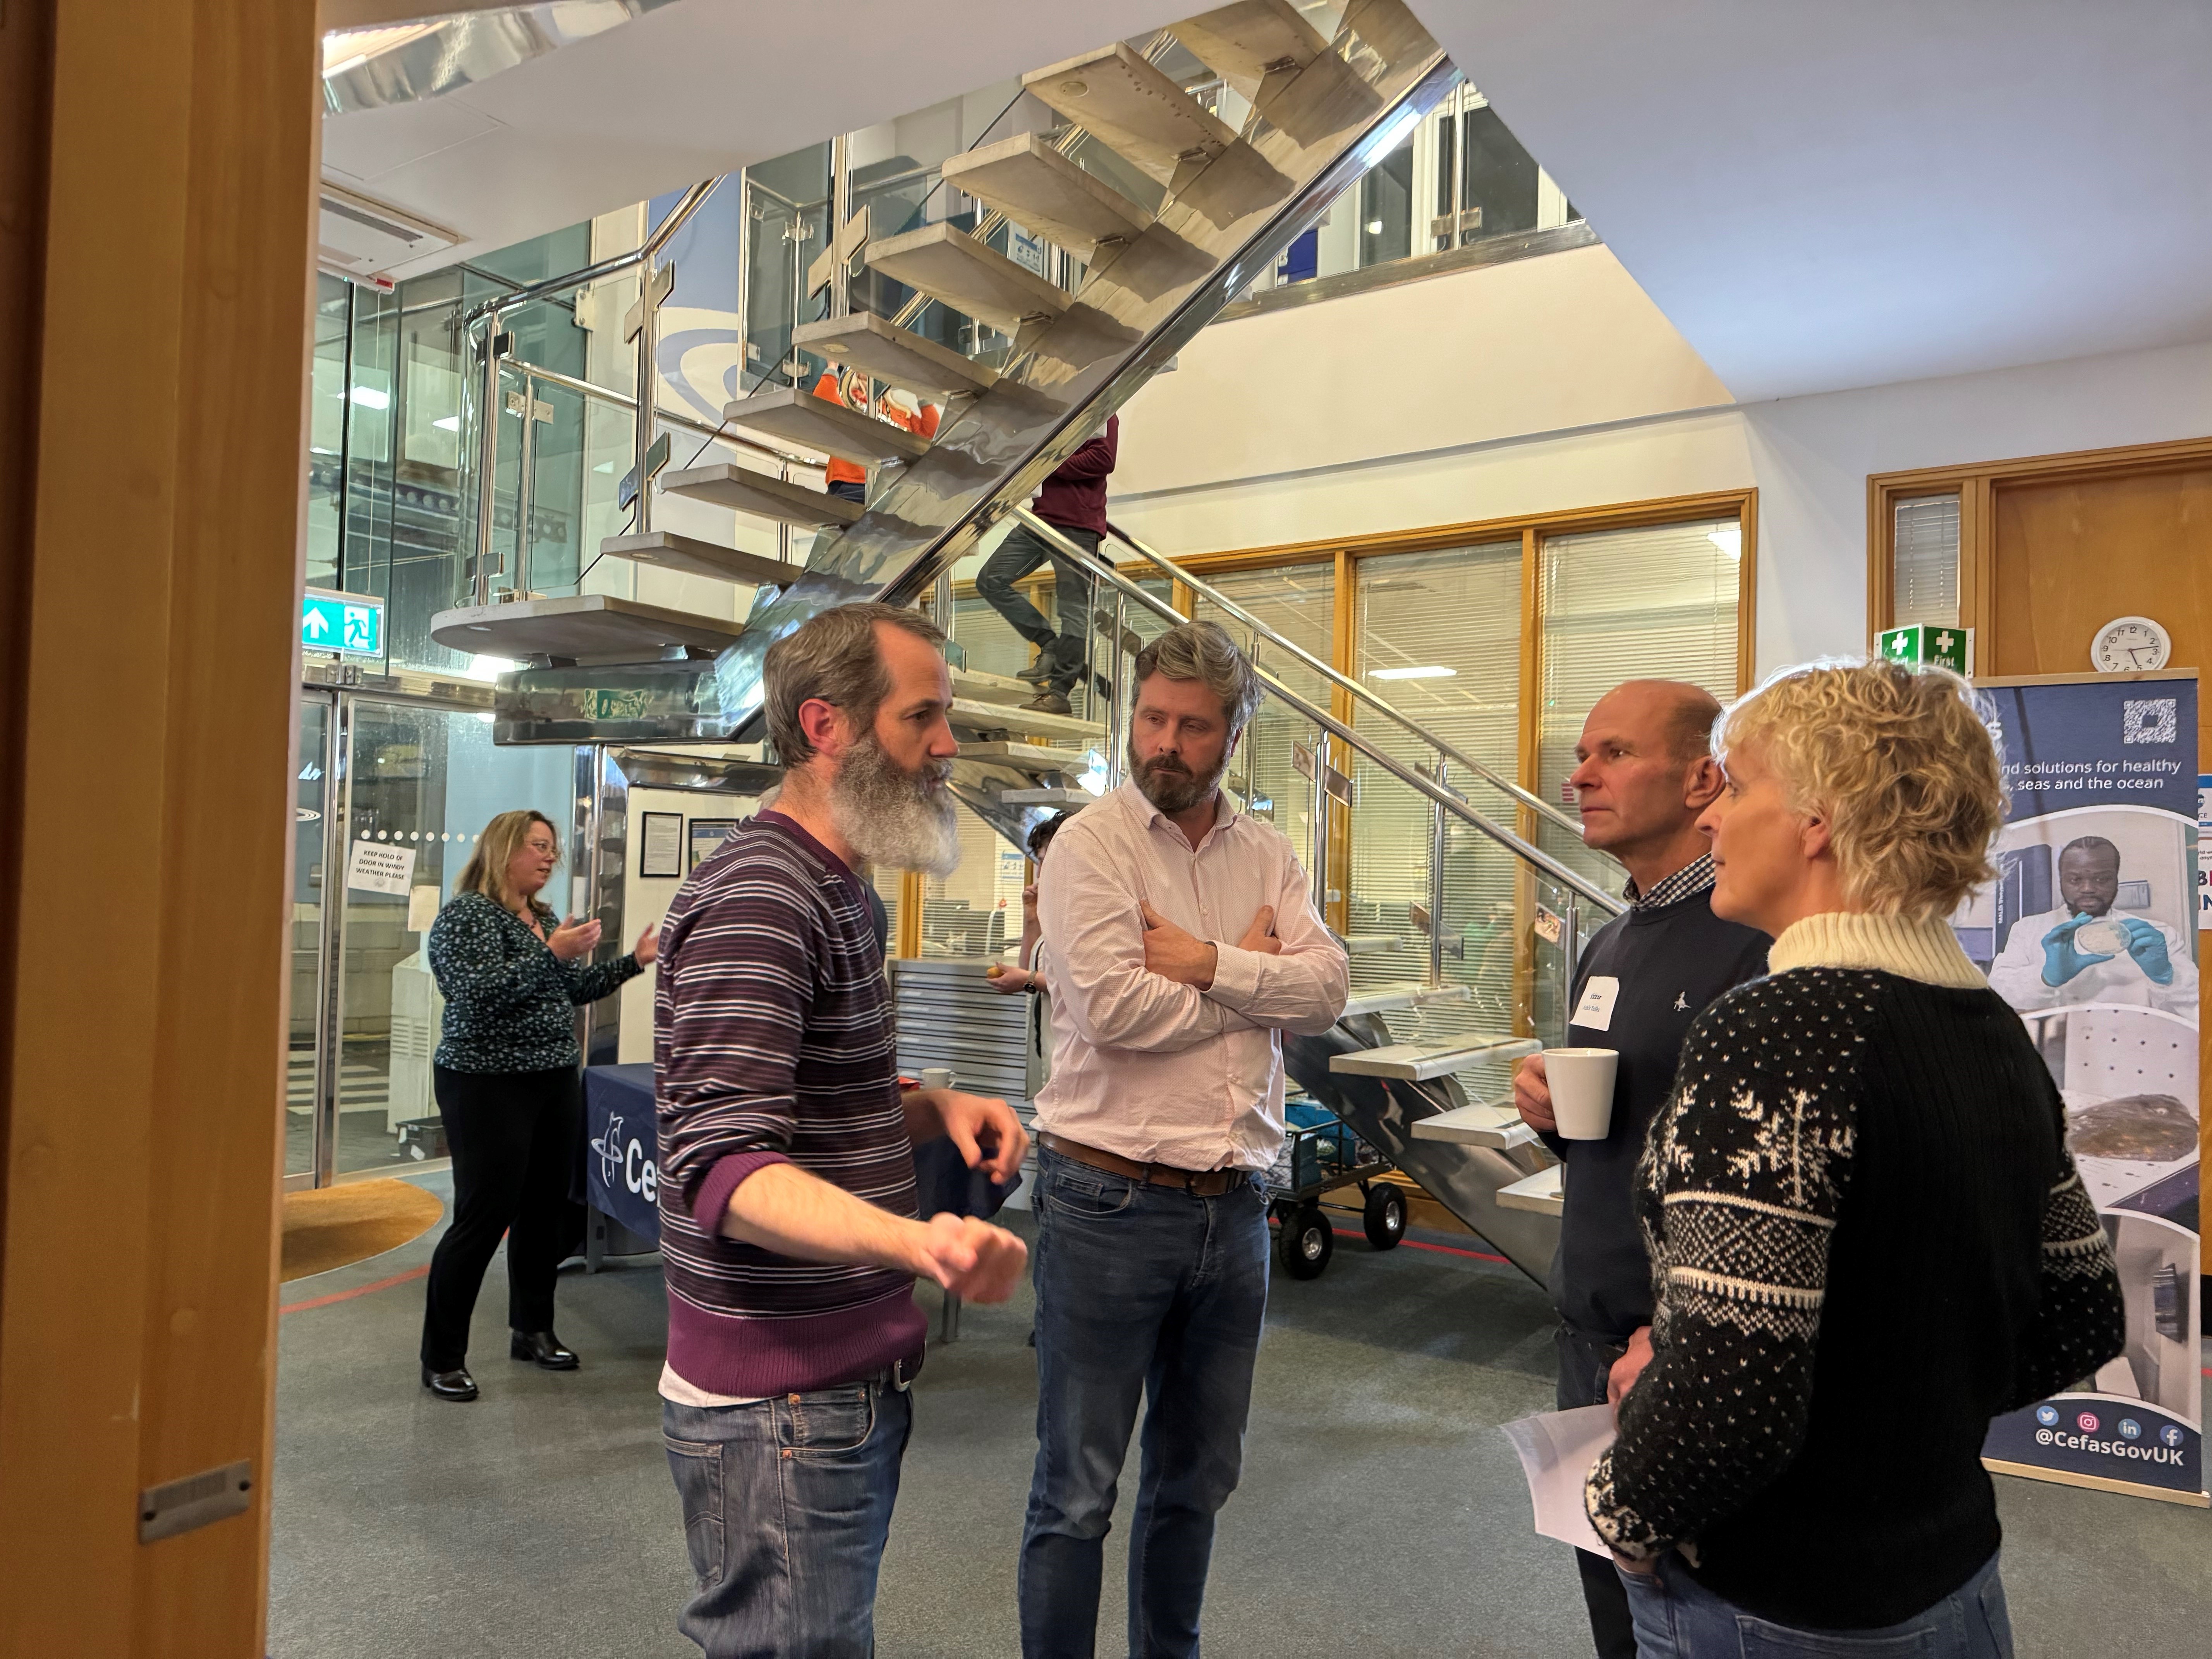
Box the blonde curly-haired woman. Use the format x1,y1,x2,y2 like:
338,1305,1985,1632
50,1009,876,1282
1587,660,2125,1656
418,809,656,1401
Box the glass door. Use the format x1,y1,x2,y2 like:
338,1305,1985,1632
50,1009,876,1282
289,692,336,1186
331,699,579,1176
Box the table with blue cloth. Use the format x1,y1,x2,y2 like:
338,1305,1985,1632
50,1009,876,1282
581,1063,1013,1257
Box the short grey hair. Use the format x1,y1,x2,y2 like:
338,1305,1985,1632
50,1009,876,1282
1133,620,1263,737
763,601,946,765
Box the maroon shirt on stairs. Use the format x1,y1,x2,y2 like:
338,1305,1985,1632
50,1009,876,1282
653,812,924,1396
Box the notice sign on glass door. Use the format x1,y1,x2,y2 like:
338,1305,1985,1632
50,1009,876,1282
347,838,416,895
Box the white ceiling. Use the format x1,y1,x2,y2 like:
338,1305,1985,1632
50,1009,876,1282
322,0,1190,281
1413,0,2212,401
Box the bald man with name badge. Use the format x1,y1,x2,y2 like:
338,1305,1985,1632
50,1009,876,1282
1511,681,1770,1659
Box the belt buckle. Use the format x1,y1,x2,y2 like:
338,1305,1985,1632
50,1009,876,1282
889,1356,914,1393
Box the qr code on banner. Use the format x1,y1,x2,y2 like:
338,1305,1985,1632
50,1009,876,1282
2124,699,2178,745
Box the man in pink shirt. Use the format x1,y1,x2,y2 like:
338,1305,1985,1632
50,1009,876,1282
1019,620,1349,1658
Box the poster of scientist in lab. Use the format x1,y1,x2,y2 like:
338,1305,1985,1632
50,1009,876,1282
1963,673,2203,1501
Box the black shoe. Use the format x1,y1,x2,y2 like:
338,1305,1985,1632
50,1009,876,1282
422,1365,478,1401
1015,655,1056,684
1021,690,1073,717
510,1329,580,1370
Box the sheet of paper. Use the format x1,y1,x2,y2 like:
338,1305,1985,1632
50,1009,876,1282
346,838,416,896
405,884,441,932
640,811,683,878
1499,1404,1616,1556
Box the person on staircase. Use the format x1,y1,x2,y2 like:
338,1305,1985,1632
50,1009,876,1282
1510,680,1770,1659
1020,620,1348,1659
974,413,1122,718
810,364,939,507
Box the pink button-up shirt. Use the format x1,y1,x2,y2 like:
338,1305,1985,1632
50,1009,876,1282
1034,780,1350,1172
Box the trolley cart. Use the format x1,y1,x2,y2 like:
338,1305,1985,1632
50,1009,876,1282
1262,1099,1409,1281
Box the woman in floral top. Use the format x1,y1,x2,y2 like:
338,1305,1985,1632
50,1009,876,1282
417,809,655,1401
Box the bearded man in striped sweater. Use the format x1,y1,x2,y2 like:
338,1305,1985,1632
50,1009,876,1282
653,602,1028,1659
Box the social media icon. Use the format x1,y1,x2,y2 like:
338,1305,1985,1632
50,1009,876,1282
2119,1419,2142,1439
2076,1412,2100,1433
2161,1425,2185,1448
2035,1405,2059,1427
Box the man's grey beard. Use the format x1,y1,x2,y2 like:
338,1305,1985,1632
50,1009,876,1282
1130,737,1227,815
831,732,960,877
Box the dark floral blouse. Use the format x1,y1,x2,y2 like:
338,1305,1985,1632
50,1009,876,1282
426,891,642,1073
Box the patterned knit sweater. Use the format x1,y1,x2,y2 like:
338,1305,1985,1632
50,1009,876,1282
1585,912,2124,1630
653,813,924,1397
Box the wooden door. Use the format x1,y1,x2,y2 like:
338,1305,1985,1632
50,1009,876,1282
1989,460,2212,1264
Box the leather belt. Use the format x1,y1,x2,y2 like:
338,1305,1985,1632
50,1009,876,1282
1039,1132,1245,1197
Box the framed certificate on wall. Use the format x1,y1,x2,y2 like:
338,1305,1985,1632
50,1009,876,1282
688,817,740,871
638,811,683,878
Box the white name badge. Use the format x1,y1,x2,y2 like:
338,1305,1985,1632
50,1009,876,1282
1571,975,1621,1033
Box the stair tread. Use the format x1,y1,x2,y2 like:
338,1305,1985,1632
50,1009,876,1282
942,133,1152,261
949,696,1106,744
1496,1164,1565,1216
957,740,1089,772
428,593,740,660
722,385,933,467
658,464,861,529
866,222,1070,338
792,313,1000,400
1170,0,1328,98
1328,1035,1541,1081
598,531,805,587
987,786,1094,808
1024,41,1238,185
948,666,1039,706
1410,1100,1538,1150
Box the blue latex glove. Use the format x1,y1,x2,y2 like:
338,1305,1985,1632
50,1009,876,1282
2040,916,2113,987
2117,917,2175,985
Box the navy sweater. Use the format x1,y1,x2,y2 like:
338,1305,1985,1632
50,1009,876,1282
1550,886,1768,1342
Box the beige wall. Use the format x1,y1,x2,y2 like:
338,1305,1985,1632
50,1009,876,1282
1112,244,2212,675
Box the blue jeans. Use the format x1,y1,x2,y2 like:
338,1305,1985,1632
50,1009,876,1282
1018,1148,1270,1658
663,1379,914,1659
1620,1550,2014,1657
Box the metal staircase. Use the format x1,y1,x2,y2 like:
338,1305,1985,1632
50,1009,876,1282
427,3,1634,1279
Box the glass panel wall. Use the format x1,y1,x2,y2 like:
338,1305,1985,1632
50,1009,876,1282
289,695,333,1179
1187,563,1336,856
1534,517,1741,891
1350,541,1523,1032
333,700,577,1175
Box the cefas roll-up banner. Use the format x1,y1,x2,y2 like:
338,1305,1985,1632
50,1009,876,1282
1962,672,2206,1506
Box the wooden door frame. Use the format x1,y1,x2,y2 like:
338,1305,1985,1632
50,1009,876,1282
1867,435,2212,659
0,2,322,1651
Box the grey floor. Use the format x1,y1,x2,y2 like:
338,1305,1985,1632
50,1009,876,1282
271,1175,2212,1657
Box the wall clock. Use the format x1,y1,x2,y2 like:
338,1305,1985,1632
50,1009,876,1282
2090,615,2172,673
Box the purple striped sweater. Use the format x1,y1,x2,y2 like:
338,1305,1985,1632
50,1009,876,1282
653,812,924,1396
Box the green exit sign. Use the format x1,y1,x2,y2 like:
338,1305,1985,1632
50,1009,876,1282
302,587,384,658
1877,623,1972,675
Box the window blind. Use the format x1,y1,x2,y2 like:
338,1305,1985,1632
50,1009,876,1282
1892,494,1961,628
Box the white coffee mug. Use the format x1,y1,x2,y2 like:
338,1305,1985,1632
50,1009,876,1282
1546,1048,1620,1140
919,1066,954,1091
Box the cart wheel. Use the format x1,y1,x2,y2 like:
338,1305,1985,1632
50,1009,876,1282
1279,1203,1333,1280
1363,1183,1408,1251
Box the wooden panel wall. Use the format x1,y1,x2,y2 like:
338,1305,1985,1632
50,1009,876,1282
0,1,321,1651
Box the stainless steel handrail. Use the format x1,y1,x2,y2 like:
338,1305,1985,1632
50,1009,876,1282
1013,508,1626,917
460,174,726,328
1103,518,1596,844
513,358,818,469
